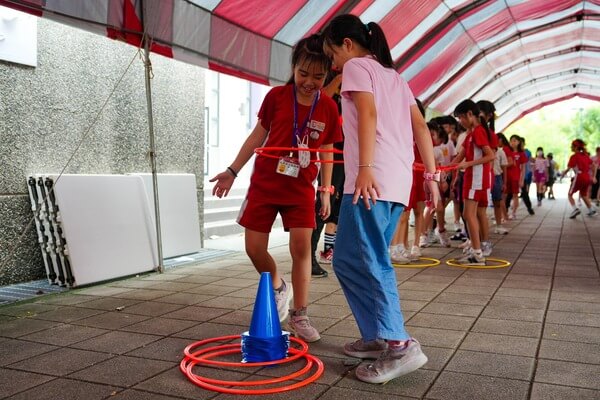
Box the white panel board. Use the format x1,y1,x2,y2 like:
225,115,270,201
52,174,158,286
133,173,202,258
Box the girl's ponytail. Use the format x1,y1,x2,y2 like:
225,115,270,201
322,15,394,69
365,22,393,68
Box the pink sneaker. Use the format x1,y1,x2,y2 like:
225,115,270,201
288,308,320,342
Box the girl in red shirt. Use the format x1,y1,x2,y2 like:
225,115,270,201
210,35,342,342
562,139,598,218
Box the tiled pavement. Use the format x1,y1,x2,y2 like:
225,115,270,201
0,196,599,400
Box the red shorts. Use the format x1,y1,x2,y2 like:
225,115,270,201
407,173,426,210
505,178,520,194
463,186,489,207
237,198,315,233
569,175,591,196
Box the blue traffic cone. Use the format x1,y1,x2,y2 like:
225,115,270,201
241,272,289,362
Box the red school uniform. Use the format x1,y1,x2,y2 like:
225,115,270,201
247,84,342,205
462,125,491,205
568,152,593,195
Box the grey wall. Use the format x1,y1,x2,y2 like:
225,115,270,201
0,19,205,285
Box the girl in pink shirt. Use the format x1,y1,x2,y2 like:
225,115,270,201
322,14,440,384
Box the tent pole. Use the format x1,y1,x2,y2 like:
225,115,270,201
143,37,165,274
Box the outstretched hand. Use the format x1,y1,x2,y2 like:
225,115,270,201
209,171,235,198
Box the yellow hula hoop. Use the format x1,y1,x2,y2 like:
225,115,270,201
445,257,511,269
392,257,440,268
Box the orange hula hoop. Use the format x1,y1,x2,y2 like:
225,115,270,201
254,146,344,164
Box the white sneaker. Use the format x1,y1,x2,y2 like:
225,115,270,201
391,248,411,264
410,245,421,259
481,241,493,257
494,227,508,235
587,209,597,217
456,249,486,266
569,208,581,219
418,234,429,248
355,339,428,384
435,228,450,247
274,279,293,323
458,239,471,249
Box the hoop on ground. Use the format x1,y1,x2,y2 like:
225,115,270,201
180,335,324,395
254,146,344,164
392,257,440,268
445,257,511,269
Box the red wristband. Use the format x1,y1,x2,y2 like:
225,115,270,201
318,186,335,194
423,171,441,182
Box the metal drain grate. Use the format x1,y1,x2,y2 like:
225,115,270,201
0,280,68,305
164,248,238,269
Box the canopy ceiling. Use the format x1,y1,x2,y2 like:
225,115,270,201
2,0,599,130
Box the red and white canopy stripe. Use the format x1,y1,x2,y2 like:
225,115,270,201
2,0,599,129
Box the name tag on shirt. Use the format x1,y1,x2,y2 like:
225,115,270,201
309,120,325,132
276,157,300,178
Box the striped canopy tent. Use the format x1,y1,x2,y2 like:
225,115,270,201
2,0,600,130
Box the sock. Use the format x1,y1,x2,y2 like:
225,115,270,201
387,339,409,350
473,248,483,256
324,233,335,251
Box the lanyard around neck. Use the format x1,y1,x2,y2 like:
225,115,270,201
292,85,320,147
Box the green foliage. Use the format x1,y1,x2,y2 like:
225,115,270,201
505,105,600,168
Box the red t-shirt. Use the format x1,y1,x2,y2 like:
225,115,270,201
248,84,342,205
463,125,491,191
506,146,527,182
568,152,593,182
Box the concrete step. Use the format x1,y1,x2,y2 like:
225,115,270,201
204,195,246,209
204,206,240,223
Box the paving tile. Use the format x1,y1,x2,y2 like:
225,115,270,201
114,301,186,317
471,318,542,338
336,367,437,398
5,377,119,400
530,382,600,400
110,289,176,301
0,368,55,398
487,296,547,310
535,359,600,390
404,326,466,349
29,306,105,323
133,366,237,399
543,324,600,344
8,347,113,376
0,303,59,317
320,318,360,338
20,323,108,346
0,339,58,366
539,339,600,364
144,281,204,292
68,355,174,387
0,317,60,338
434,292,492,305
172,322,249,340
397,290,438,301
460,332,538,357
548,300,600,314
153,292,215,305
318,387,415,400
182,284,239,296
75,312,149,330
481,305,545,322
71,330,162,354
546,310,600,328
495,287,550,299
406,313,475,331
163,305,231,322
104,389,186,399
419,345,454,371
198,295,255,310
72,297,141,311
303,304,352,319
551,291,600,303
74,286,133,297
173,274,224,285
119,317,198,336
445,350,534,380
35,293,97,305
425,371,529,400
420,302,483,317
443,284,498,295
125,337,195,363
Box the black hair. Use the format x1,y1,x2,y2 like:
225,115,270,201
428,120,448,144
321,14,394,68
536,147,544,157
509,134,523,152
497,132,509,147
476,100,496,132
286,34,331,84
454,99,491,142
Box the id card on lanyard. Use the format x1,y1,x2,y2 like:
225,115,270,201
276,87,320,177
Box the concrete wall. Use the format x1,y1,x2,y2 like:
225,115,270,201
0,19,205,285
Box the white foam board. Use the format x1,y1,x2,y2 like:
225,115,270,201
51,174,158,286
132,173,202,258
